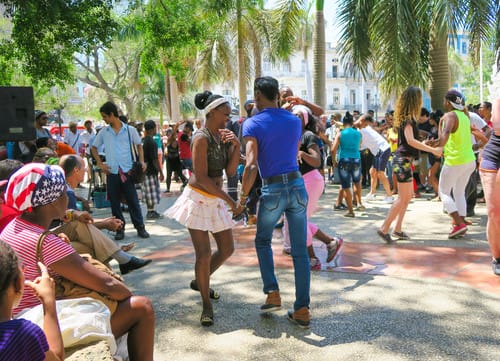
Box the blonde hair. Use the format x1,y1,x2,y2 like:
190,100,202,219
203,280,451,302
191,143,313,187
394,86,422,129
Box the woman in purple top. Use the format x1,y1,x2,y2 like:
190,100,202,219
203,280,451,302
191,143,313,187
0,241,63,361
377,87,442,243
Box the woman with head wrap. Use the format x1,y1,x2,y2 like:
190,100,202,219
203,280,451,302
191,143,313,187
165,91,244,326
0,163,155,361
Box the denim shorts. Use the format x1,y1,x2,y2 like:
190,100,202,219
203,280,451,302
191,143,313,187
338,158,361,189
372,148,391,172
392,156,413,183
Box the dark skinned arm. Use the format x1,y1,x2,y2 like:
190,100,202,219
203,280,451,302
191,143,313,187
49,253,132,301
240,137,259,200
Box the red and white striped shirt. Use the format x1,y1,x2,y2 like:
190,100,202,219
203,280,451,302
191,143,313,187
0,217,74,316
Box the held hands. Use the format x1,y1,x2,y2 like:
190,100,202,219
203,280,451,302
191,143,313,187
432,147,443,158
97,162,110,175
25,262,56,304
231,202,246,221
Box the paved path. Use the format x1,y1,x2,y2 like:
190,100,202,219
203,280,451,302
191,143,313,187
85,181,500,361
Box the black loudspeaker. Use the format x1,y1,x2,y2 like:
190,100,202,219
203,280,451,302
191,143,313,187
0,86,36,141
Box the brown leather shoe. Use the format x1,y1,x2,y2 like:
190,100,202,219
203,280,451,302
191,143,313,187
260,291,281,313
287,307,311,329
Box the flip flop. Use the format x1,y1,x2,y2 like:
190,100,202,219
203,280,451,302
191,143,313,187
121,242,136,253
190,280,220,300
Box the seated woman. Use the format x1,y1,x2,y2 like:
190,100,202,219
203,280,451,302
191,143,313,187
0,241,64,361
0,163,155,361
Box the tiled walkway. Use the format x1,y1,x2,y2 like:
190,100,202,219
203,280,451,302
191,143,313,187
147,223,500,296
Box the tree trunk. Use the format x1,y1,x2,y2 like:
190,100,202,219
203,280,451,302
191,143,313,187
313,1,325,110
429,30,450,111
254,42,262,78
304,46,312,101
237,0,247,116
164,71,172,121
169,75,181,122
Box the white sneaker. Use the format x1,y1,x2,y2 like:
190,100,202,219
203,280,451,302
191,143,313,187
383,196,394,204
365,193,376,201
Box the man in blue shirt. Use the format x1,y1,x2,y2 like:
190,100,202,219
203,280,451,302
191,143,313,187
240,76,311,328
91,102,150,240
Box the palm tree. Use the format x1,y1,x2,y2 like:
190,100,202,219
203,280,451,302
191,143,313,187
312,0,325,109
337,0,497,110
200,0,272,115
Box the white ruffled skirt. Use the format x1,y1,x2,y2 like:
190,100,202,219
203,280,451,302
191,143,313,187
164,185,235,233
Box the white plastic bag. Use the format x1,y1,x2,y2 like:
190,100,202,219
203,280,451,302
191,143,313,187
17,297,117,354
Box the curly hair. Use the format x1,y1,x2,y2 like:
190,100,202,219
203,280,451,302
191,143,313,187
394,86,422,129
0,240,21,298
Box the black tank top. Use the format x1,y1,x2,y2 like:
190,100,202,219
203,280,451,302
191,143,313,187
192,128,230,177
396,120,419,159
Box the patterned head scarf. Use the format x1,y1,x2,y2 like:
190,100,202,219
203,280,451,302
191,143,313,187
4,163,66,212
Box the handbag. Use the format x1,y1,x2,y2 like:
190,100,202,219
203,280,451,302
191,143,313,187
36,231,120,314
126,126,145,184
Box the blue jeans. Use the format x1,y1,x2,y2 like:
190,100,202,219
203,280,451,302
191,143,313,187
107,173,144,229
255,177,310,310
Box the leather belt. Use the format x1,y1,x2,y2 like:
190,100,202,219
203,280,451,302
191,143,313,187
262,171,301,186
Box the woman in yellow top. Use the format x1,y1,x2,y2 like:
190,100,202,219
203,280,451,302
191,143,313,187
435,89,476,238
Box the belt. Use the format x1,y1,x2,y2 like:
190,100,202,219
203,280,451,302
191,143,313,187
262,171,301,186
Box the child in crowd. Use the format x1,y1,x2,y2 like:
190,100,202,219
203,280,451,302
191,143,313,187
0,241,64,361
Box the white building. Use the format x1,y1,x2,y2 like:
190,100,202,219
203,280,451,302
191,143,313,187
213,42,386,116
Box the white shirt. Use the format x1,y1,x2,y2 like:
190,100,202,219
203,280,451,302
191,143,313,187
469,112,487,150
80,129,96,155
360,126,390,155
64,129,82,153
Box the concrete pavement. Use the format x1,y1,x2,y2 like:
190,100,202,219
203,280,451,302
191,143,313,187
83,180,500,361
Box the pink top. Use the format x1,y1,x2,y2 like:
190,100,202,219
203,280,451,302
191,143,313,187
0,217,74,315
493,98,500,135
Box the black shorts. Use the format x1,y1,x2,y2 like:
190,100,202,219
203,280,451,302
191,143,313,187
326,155,333,167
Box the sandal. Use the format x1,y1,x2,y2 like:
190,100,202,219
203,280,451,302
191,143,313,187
121,242,136,253
190,280,220,300
377,229,394,244
200,312,214,327
392,231,410,240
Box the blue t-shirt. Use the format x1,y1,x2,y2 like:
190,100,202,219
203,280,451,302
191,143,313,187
242,108,301,178
339,127,361,160
66,184,78,210
0,318,48,361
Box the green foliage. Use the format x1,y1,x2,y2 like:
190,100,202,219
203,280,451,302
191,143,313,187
0,0,117,86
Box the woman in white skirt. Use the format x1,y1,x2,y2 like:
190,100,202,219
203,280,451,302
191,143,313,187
165,91,244,326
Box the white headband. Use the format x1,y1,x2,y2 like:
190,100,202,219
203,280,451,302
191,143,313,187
205,98,229,113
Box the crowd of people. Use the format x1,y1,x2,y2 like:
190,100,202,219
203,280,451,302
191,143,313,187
0,76,499,360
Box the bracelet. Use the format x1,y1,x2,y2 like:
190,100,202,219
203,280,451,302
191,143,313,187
66,210,74,221
240,191,248,198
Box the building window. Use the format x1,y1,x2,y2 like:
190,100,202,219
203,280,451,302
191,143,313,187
332,65,338,78
301,60,306,73
350,90,356,105
282,62,291,73
333,88,340,105
301,90,307,99
222,90,232,96
461,42,467,55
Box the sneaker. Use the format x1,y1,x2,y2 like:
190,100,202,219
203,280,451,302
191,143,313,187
137,226,150,239
392,231,410,240
383,196,394,204
260,291,281,313
333,203,347,211
310,257,321,271
119,256,152,275
326,236,344,262
287,307,310,329
448,223,467,239
365,193,376,201
492,259,500,276
146,211,163,219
